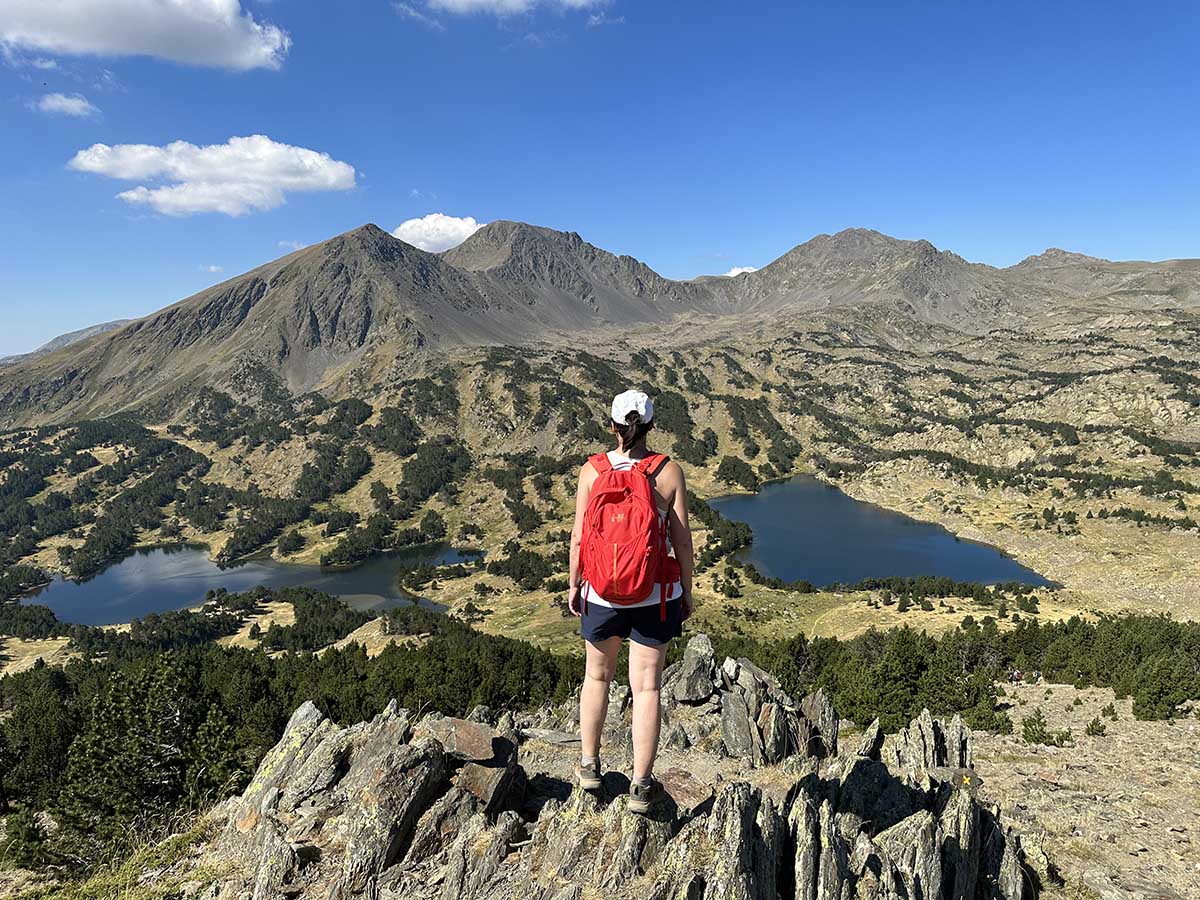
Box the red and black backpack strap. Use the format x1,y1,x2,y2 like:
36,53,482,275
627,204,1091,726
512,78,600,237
634,453,670,478
588,452,613,474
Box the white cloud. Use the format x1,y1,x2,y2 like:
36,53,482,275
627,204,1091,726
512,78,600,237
0,0,289,70
278,239,304,251
394,2,445,30
94,68,122,92
427,0,603,16
32,92,99,117
392,213,485,252
68,134,357,217
722,266,758,277
586,12,624,26
202,264,223,273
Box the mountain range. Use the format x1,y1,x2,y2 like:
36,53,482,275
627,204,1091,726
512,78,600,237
0,318,131,368
1,221,1197,426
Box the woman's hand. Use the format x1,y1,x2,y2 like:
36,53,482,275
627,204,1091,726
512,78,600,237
681,590,693,621
568,584,583,617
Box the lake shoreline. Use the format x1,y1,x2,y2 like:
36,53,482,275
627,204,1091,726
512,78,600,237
17,541,481,628
711,473,1054,588
708,469,1057,586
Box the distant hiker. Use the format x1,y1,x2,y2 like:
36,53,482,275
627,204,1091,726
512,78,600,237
568,389,695,813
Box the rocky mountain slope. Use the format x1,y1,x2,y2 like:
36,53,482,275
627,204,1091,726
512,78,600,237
183,636,1035,900
0,318,131,367
1,221,1198,427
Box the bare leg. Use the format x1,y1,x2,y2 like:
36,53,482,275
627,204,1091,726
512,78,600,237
628,640,668,781
580,637,621,761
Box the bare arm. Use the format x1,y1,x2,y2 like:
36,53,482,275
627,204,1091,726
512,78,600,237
567,462,593,616
664,462,695,618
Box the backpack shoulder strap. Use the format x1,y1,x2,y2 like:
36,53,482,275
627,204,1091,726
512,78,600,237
634,453,670,478
588,452,613,474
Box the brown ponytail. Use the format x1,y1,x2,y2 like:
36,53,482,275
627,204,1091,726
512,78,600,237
613,410,653,452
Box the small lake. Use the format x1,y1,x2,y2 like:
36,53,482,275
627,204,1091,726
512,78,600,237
21,543,482,626
710,475,1052,588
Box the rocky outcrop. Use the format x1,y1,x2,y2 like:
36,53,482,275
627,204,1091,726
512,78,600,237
656,635,840,766
888,708,973,772
205,638,1035,900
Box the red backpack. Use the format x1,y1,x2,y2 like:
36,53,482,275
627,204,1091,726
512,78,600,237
580,452,678,621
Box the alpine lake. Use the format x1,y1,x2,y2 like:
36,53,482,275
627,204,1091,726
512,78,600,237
23,474,1048,627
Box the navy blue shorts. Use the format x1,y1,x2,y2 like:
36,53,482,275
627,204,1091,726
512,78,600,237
580,598,683,647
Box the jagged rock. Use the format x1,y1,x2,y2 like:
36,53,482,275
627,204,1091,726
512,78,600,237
792,713,819,760
939,787,982,899
758,701,790,764
815,797,846,900
456,755,521,820
664,723,691,750
944,713,973,768
720,690,756,758
520,727,580,746
603,683,631,735
517,783,674,895
329,736,448,896
467,705,494,724
414,715,514,765
875,809,944,899
671,634,717,703
248,823,297,900
403,786,481,865
213,702,452,900
495,711,516,736
721,655,739,688
889,708,974,772
800,687,839,758
650,782,784,900
856,718,884,760
207,663,1032,900
1012,823,1051,894
736,660,768,719
658,766,713,817
831,755,925,836
278,723,358,813
228,701,327,837
982,813,1028,900
439,811,523,900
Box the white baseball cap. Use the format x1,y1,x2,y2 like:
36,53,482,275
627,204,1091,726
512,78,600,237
611,389,653,424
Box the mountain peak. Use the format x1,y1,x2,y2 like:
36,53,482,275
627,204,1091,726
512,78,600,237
443,220,582,271
1012,247,1110,269
331,222,400,248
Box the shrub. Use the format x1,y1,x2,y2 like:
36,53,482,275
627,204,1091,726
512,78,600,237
715,456,760,492
277,529,304,553
1022,707,1073,747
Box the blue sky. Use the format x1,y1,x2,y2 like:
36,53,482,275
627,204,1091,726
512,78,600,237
1,0,1197,356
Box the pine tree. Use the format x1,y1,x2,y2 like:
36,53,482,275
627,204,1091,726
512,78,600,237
58,657,197,850
186,705,245,805
2,664,77,807
0,728,10,814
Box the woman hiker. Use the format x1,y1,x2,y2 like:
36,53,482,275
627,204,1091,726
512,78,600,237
567,389,695,814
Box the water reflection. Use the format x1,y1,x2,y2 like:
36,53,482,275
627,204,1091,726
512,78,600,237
22,543,481,626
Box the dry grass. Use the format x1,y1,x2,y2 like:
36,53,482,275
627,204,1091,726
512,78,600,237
1,637,74,677
216,600,295,649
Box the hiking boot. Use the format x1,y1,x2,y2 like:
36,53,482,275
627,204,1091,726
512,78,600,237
576,759,602,791
627,777,662,814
